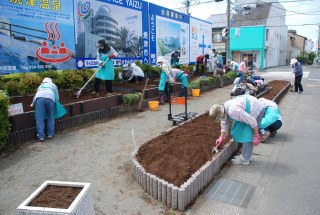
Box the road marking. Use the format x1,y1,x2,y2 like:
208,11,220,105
261,72,309,79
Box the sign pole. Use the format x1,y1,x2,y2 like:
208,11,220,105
226,0,231,61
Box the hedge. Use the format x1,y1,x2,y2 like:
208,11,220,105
188,71,237,90
122,93,142,106
1,63,160,97
0,90,11,149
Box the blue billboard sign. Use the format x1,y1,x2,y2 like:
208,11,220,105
74,0,149,69
149,3,190,65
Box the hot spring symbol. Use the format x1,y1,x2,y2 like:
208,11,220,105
35,22,72,64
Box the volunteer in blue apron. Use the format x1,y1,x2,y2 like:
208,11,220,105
258,98,283,142
170,68,189,96
31,78,67,142
209,95,265,165
157,56,173,104
94,39,118,95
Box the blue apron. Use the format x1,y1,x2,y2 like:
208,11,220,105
260,107,281,129
96,51,114,81
176,71,189,88
158,69,168,91
36,84,67,119
227,96,253,143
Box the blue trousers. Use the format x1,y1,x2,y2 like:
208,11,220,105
267,120,282,132
237,71,244,83
35,98,55,139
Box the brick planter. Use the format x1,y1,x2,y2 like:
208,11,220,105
17,181,94,215
131,116,238,211
272,83,291,104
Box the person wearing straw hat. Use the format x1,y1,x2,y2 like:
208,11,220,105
31,78,67,142
209,95,265,165
157,56,174,104
290,58,304,93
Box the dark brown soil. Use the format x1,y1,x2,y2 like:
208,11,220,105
137,114,231,187
9,76,199,112
10,90,121,112
137,80,290,187
29,185,82,209
262,80,289,100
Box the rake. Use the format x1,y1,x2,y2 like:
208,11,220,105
75,58,110,99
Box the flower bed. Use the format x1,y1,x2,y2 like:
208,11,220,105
3,72,237,149
17,181,94,215
132,79,290,211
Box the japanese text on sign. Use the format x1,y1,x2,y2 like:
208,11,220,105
9,0,61,11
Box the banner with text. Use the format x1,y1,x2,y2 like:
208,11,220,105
74,0,149,69
189,17,212,63
0,0,76,74
149,3,190,65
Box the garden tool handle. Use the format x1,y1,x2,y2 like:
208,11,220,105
78,59,110,92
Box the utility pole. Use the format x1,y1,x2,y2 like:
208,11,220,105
226,0,231,60
184,0,191,15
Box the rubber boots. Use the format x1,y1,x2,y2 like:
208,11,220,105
159,91,165,105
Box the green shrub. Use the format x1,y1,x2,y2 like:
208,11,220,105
113,67,122,84
55,70,84,89
2,73,22,83
37,70,62,80
122,93,142,105
0,90,10,149
20,73,42,95
188,78,202,90
5,80,28,96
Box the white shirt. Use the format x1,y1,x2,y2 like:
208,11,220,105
33,82,59,104
221,95,264,133
129,65,145,80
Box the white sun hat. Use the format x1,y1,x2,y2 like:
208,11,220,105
290,58,298,65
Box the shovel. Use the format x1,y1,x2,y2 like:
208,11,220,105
75,58,110,99
212,141,223,155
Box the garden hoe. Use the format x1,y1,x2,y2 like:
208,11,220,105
137,78,149,112
75,58,110,99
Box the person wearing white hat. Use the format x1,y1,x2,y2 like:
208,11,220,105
31,78,66,142
157,56,174,104
209,95,265,165
126,63,145,83
290,58,303,93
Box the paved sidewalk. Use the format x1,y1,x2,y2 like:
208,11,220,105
187,66,320,215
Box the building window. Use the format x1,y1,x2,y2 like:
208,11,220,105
213,33,222,43
266,29,269,41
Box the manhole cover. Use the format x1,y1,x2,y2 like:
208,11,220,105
206,178,256,208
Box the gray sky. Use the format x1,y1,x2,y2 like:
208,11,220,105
146,0,320,49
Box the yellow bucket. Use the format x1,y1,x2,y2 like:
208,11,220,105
148,101,159,111
192,89,201,97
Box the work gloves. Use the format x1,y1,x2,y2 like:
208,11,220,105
252,134,260,146
215,135,225,146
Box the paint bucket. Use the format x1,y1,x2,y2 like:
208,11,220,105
148,101,159,111
192,89,201,97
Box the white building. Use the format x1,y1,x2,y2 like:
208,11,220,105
305,39,314,52
233,0,288,68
